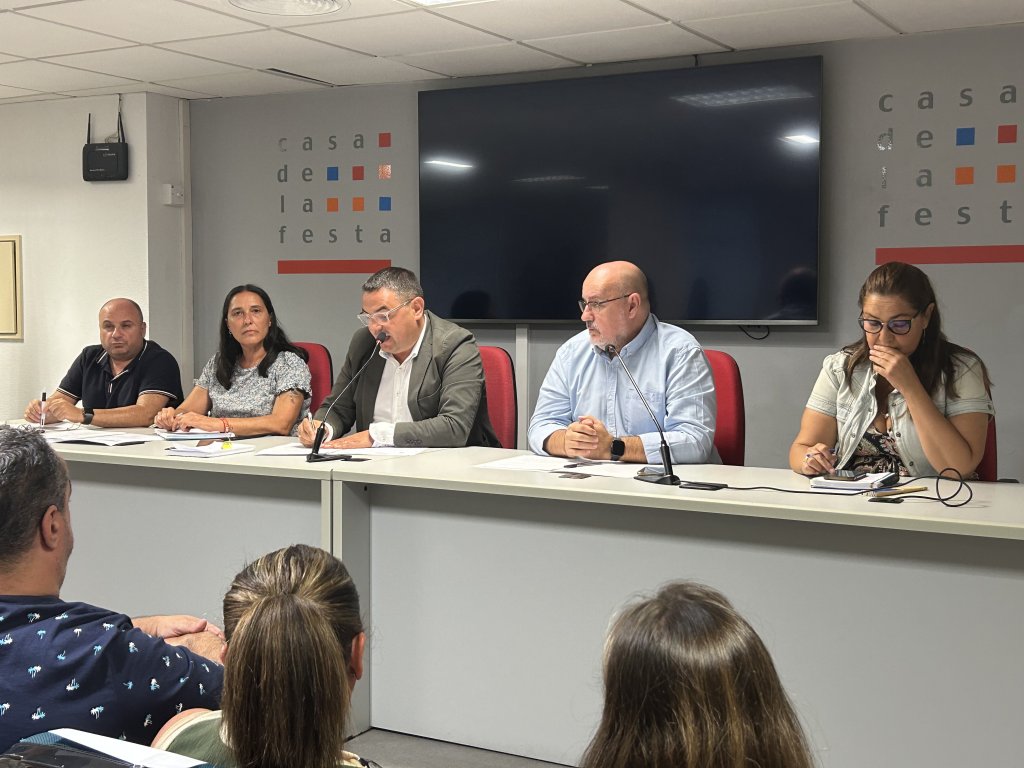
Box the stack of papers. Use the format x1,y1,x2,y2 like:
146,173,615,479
809,472,897,491
42,428,162,446
156,428,236,440
164,441,253,458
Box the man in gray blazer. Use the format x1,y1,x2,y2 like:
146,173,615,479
298,267,499,449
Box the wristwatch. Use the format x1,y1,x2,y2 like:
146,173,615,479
610,438,626,462
82,410,94,426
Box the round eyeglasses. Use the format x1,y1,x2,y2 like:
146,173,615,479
858,313,918,335
578,294,630,313
358,296,414,326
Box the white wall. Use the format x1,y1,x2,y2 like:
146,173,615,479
0,93,191,418
190,23,1023,479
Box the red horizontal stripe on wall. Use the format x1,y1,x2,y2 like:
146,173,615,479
277,259,392,274
876,245,1024,265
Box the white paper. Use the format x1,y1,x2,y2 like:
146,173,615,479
164,442,254,458
156,428,235,441
809,471,896,491
49,728,206,767
43,429,162,445
255,442,428,457
476,454,660,479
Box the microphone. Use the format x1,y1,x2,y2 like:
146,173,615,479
307,330,388,463
604,343,680,486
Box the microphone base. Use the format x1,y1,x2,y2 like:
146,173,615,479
306,452,355,463
635,471,681,486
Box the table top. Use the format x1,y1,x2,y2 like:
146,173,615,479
49,430,1024,541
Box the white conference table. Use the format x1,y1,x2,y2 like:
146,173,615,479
52,434,1024,768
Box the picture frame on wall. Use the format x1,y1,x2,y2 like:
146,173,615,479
0,235,23,340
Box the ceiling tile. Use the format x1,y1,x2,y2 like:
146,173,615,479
155,69,328,97
429,0,662,40
0,52,21,64
290,9,505,56
687,3,896,48
161,29,369,71
394,41,575,77
0,60,135,91
0,81,42,98
309,54,446,84
528,22,726,63
860,0,1024,32
0,13,134,57
48,46,245,81
184,0,413,27
21,0,263,44
629,0,844,22
59,82,216,98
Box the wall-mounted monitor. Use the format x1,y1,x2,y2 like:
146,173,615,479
418,56,822,325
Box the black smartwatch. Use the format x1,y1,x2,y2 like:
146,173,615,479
610,438,626,462
82,410,94,426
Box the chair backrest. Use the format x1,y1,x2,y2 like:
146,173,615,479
976,419,997,481
704,349,746,466
479,345,517,449
294,342,334,413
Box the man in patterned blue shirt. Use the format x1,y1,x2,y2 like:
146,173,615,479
0,427,224,752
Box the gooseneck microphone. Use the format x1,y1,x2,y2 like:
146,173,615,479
307,330,388,463
604,343,680,486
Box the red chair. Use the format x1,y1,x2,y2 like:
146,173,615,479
976,419,997,481
479,345,517,449
704,350,745,466
294,342,334,413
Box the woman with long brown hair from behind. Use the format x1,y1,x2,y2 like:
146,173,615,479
580,581,814,768
153,545,378,768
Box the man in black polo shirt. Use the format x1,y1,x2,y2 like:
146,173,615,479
23,298,183,428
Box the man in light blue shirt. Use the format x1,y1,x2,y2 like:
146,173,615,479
528,261,717,464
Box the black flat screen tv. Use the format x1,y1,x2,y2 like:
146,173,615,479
418,56,821,325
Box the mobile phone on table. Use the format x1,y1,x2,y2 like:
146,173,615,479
822,470,867,481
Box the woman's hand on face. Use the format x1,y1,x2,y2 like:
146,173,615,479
154,407,177,430
801,442,836,475
868,344,918,392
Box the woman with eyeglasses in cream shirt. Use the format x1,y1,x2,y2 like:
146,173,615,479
790,262,993,479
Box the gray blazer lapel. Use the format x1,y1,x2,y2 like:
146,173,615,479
356,353,386,429
407,314,435,420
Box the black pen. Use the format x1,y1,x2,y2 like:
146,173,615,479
39,392,46,428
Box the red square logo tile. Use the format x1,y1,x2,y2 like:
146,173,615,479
352,165,365,181
997,124,1018,144
378,132,391,148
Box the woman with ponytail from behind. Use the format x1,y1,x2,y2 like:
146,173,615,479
152,545,379,768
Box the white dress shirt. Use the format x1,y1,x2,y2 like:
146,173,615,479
367,320,429,446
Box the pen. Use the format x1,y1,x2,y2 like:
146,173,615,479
871,485,928,497
39,392,46,428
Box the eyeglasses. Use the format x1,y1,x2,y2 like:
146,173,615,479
858,313,919,335
357,296,414,326
578,294,630,313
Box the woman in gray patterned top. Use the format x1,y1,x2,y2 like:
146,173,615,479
155,285,311,436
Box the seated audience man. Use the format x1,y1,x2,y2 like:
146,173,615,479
299,267,499,449
529,261,717,464
24,299,183,428
0,426,224,752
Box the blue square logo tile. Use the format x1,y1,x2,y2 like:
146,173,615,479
327,166,339,181
955,127,975,146
378,196,392,212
